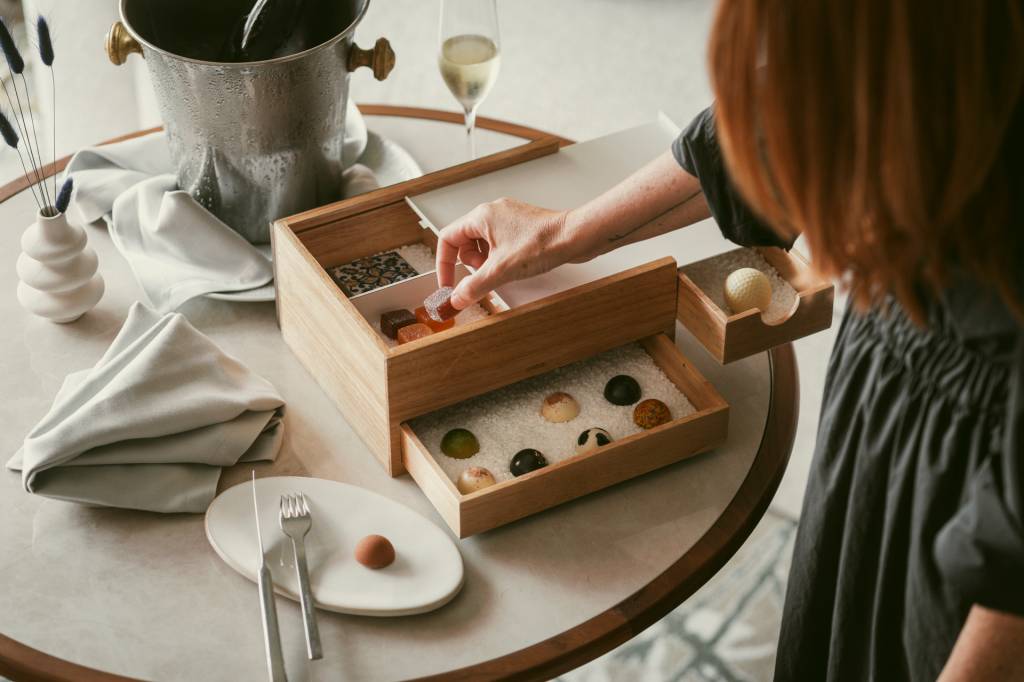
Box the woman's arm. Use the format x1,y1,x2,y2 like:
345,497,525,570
435,150,711,309
938,606,1024,681
567,150,710,260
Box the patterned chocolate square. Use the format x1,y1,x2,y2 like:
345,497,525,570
330,251,419,296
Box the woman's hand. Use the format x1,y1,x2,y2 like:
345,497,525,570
434,151,712,310
435,197,586,310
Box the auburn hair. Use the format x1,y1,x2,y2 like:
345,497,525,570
709,1,1024,320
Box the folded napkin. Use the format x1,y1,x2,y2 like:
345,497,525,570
7,303,285,513
65,100,373,312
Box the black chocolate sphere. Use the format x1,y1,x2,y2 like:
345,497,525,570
604,374,642,405
510,448,548,476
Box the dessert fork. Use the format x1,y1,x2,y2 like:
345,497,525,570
279,493,322,660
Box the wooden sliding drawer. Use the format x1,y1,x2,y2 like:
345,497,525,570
399,334,729,537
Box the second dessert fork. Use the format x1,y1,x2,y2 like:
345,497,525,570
280,492,322,660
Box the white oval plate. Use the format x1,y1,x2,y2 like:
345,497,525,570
205,476,464,617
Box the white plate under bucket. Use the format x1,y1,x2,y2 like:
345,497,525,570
205,476,464,616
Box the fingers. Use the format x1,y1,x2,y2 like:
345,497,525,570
435,235,460,288
436,208,487,287
451,261,499,310
458,240,489,270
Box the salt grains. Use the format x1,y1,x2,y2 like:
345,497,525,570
410,343,696,486
396,243,436,274
680,248,797,322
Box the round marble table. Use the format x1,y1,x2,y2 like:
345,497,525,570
0,105,797,682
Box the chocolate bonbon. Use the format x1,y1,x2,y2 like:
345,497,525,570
510,448,548,476
424,286,458,322
380,309,416,339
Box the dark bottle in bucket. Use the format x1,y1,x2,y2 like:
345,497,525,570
106,0,394,244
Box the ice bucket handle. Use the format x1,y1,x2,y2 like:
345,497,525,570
106,21,143,65
347,38,395,80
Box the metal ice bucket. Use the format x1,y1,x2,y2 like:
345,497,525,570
105,0,394,243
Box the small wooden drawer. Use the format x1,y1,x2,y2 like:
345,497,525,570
677,247,834,364
399,334,729,537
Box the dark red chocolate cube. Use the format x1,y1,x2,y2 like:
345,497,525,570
380,309,417,339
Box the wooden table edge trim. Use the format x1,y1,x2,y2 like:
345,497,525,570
0,634,141,682
0,106,797,682
0,104,573,205
355,104,575,148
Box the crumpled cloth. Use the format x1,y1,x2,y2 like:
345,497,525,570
6,303,286,513
65,100,376,312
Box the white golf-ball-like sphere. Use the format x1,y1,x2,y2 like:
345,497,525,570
723,268,772,314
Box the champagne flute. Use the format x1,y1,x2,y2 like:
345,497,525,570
438,0,501,160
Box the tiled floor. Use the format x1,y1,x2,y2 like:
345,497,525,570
561,511,797,682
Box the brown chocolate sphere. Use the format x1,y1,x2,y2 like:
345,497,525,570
354,534,395,569
633,399,672,429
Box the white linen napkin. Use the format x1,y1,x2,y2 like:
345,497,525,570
6,303,285,513
65,100,372,312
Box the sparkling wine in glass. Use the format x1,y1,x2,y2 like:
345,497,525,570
438,0,500,159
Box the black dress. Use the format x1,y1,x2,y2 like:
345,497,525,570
673,108,1024,681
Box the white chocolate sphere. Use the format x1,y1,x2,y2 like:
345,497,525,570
575,428,613,455
457,467,497,494
723,268,772,314
540,392,580,423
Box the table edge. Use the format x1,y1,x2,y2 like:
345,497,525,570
0,105,797,682
0,104,574,206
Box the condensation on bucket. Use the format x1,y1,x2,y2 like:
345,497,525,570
121,0,368,244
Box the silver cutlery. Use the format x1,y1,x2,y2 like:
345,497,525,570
280,492,322,660
252,472,288,682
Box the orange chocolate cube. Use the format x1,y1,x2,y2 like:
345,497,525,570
396,322,434,345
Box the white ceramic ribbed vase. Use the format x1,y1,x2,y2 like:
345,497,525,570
16,208,104,323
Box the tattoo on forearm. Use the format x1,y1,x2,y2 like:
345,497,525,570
607,188,702,243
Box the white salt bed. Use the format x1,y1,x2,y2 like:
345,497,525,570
377,303,491,348
396,243,436,274
410,343,696,487
680,248,798,323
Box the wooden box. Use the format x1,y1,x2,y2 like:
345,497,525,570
676,246,834,364
272,138,729,535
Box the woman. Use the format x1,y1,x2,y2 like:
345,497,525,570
435,2,1024,680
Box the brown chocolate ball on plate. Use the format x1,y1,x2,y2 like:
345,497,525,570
355,534,395,569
